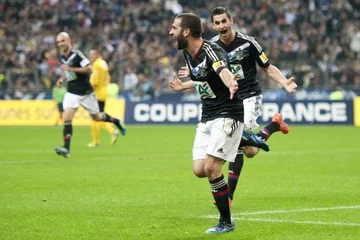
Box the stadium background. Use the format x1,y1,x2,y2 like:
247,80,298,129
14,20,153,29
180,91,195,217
0,0,359,126
1,1,360,240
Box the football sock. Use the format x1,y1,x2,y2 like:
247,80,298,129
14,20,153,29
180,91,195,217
91,121,100,145
210,174,231,224
257,122,280,141
63,121,72,151
99,122,114,135
239,138,250,147
102,113,125,131
228,152,244,200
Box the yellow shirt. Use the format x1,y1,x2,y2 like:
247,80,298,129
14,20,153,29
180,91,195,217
90,57,110,101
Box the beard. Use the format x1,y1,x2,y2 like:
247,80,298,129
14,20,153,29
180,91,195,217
177,34,188,50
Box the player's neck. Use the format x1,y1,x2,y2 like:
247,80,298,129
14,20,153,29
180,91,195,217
63,47,72,57
221,29,236,45
186,37,204,59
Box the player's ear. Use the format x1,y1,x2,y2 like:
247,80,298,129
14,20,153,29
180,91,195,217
183,28,190,37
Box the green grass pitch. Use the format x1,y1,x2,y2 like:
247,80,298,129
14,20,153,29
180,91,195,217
0,125,359,240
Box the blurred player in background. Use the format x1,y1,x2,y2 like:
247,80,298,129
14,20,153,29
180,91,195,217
54,32,126,158
52,81,66,126
87,47,122,147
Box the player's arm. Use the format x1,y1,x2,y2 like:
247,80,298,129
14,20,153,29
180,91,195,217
56,75,66,87
169,72,194,91
218,67,238,99
211,57,238,99
250,39,297,93
60,51,93,74
61,64,92,74
262,64,297,93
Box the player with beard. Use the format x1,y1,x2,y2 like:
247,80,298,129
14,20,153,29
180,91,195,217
169,13,243,234
178,6,297,207
54,32,126,158
210,6,297,203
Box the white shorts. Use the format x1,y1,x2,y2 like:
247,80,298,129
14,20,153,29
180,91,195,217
192,118,244,162
63,92,100,114
243,95,263,132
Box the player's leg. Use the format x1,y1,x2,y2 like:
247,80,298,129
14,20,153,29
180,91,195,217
98,100,120,145
192,122,209,178
88,101,103,147
242,95,268,157
88,121,100,147
257,113,289,141
227,149,244,201
82,93,126,136
55,103,63,126
205,118,242,234
55,93,77,157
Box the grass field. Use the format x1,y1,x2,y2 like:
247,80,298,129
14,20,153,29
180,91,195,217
0,125,359,240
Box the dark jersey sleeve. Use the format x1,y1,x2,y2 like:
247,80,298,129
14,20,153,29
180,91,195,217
75,50,91,67
249,39,270,68
204,42,230,75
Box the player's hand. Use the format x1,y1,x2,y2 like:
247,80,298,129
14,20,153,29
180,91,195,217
169,73,184,91
178,65,190,79
284,77,297,93
60,64,70,71
229,79,238,99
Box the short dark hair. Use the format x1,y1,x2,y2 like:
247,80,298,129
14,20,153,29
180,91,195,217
176,13,202,38
211,6,232,23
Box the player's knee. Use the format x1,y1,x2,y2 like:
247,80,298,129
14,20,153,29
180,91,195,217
91,113,103,121
243,147,259,158
193,168,206,178
193,160,206,178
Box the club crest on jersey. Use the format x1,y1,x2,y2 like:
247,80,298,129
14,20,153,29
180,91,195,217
189,58,207,78
228,46,250,62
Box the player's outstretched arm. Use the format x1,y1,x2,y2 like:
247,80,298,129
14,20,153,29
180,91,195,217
169,72,194,92
219,68,238,99
61,64,93,75
263,64,297,93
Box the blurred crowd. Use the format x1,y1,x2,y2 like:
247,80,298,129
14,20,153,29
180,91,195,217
0,0,359,100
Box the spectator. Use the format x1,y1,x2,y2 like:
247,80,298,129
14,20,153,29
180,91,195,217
0,0,359,98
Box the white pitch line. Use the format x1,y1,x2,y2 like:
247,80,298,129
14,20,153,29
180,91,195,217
234,217,360,227
202,205,360,227
232,205,360,216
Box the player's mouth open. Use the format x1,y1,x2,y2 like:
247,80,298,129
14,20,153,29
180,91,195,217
220,29,227,34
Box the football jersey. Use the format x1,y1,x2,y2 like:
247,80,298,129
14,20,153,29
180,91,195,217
90,57,110,101
212,31,270,99
183,40,243,122
60,49,93,95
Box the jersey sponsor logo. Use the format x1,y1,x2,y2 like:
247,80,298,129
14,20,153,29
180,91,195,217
194,81,216,99
212,60,226,72
260,52,268,64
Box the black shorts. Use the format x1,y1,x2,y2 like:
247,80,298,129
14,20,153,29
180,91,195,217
98,101,105,112
57,103,64,113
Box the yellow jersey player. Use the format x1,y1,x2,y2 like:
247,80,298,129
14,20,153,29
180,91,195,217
87,47,125,147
